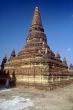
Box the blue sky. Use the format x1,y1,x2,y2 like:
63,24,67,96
0,0,73,65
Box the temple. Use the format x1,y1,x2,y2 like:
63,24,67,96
4,7,71,86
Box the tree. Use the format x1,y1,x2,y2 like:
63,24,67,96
1,55,7,70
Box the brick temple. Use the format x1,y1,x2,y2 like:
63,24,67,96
4,7,72,86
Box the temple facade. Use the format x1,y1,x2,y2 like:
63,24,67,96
4,7,69,86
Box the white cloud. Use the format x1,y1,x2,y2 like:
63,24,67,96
66,48,72,52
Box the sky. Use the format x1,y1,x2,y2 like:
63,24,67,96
0,0,73,66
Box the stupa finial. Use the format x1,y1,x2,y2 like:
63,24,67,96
35,6,39,11
32,6,43,27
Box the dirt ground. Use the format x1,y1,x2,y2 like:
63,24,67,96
0,84,73,110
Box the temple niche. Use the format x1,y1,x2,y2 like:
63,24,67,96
4,7,69,86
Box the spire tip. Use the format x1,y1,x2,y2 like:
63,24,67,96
35,6,39,11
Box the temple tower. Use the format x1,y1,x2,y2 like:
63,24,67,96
4,7,68,86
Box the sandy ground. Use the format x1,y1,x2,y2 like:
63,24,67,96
0,84,73,110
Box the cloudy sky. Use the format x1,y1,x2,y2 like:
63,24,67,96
0,0,73,65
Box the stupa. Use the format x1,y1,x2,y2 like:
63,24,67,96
4,7,68,85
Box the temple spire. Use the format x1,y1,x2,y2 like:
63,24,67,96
32,7,43,27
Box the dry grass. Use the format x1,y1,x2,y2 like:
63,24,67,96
0,84,73,110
